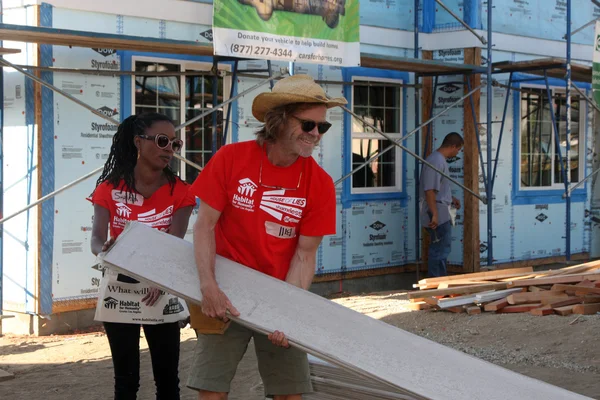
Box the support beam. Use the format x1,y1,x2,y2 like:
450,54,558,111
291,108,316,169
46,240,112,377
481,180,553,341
421,50,434,275
463,48,481,273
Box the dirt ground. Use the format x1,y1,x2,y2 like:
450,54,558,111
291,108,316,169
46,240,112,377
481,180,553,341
1,290,599,400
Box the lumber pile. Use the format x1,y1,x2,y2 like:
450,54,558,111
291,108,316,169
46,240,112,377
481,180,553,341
408,261,600,317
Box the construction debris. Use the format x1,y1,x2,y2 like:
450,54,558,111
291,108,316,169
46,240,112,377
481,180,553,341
408,261,600,317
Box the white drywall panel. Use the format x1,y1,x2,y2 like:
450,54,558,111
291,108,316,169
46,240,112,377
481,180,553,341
100,222,593,400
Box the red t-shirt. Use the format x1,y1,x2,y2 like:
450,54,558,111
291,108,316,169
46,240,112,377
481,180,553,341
90,178,196,239
190,141,336,280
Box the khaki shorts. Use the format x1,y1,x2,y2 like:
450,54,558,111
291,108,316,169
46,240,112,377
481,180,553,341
186,322,313,397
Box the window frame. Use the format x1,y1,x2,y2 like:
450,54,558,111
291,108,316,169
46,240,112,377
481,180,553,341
512,74,588,205
350,76,404,194
130,55,232,182
341,68,409,208
517,84,585,191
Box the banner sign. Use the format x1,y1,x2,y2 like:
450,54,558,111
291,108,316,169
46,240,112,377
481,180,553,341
212,0,360,66
94,270,190,325
594,21,600,106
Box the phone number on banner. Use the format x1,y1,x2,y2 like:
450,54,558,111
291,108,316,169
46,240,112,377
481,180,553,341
230,44,293,58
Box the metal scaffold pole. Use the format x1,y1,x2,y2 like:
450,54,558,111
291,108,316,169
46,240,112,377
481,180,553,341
414,0,421,280
486,0,493,266
565,0,572,261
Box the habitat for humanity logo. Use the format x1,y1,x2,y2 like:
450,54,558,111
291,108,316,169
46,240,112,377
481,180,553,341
163,298,185,315
440,84,460,94
97,106,118,118
238,178,258,197
233,178,257,212
104,296,118,309
596,34,600,51
92,48,117,57
115,202,132,217
536,213,548,222
370,221,386,231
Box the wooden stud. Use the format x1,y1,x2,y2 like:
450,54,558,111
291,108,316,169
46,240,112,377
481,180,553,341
545,297,585,308
422,297,441,307
553,305,576,316
507,273,600,288
573,303,600,315
407,282,508,300
483,298,509,312
582,294,600,303
466,306,482,315
496,303,543,313
420,50,433,277
418,267,534,285
437,280,492,289
530,305,554,316
552,284,600,296
0,47,21,55
463,47,481,274
506,292,568,305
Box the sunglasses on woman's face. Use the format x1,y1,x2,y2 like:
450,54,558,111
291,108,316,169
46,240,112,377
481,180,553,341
138,134,183,153
292,116,332,135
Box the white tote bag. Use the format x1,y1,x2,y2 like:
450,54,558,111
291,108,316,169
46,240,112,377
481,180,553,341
95,269,189,325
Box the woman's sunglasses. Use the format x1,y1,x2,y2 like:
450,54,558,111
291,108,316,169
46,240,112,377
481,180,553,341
138,134,183,153
292,116,332,135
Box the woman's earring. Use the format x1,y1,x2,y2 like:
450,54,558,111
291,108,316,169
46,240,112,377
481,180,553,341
137,148,140,160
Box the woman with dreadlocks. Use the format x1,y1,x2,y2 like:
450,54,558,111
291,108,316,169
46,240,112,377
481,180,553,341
90,112,195,400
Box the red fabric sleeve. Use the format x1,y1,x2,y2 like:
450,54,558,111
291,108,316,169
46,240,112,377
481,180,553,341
299,174,336,237
189,145,231,212
89,182,112,210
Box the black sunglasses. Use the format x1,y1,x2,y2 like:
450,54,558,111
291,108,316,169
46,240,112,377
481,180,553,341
138,134,183,153
292,116,332,135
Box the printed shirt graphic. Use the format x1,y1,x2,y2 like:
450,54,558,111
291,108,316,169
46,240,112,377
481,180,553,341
190,141,336,280
90,178,196,239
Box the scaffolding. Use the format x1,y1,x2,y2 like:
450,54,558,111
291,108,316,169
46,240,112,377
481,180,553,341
0,0,592,317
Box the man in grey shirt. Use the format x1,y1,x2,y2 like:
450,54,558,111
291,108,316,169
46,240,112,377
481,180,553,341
419,132,464,277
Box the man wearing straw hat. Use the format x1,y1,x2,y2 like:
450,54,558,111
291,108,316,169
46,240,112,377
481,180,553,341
186,74,347,400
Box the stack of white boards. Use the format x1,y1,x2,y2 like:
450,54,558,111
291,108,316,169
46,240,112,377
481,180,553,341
99,222,593,400
306,355,414,399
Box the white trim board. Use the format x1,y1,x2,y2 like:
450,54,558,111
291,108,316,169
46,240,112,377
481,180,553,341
99,222,592,400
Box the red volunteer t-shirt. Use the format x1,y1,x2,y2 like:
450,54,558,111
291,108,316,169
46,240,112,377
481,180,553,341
190,141,336,280
91,178,196,239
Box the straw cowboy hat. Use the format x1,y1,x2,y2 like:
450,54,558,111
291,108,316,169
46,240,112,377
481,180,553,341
252,74,347,122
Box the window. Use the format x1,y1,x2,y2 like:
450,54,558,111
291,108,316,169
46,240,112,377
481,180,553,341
350,78,403,193
519,87,583,190
133,58,229,183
